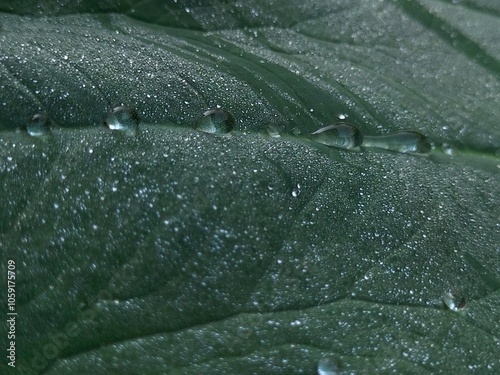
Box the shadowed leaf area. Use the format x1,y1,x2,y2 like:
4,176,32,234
0,0,499,374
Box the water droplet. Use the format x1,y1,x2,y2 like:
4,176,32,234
291,127,302,136
104,105,140,134
26,114,51,137
310,123,363,149
194,108,234,134
442,143,455,155
442,290,466,311
363,131,432,154
291,183,301,197
317,355,341,375
266,125,281,138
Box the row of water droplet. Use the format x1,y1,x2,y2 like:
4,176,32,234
21,105,434,155
22,105,235,137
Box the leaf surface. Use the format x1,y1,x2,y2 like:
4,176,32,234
0,1,499,374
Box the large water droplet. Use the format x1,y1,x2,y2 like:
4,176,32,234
104,105,140,134
195,108,234,134
26,114,51,137
310,123,363,149
363,131,432,154
317,355,341,375
442,290,466,311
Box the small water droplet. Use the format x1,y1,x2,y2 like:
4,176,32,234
310,123,363,149
317,355,341,375
194,108,234,134
291,183,301,197
104,105,140,134
363,131,432,154
442,290,466,311
26,114,51,137
442,143,454,155
291,127,302,136
266,125,281,138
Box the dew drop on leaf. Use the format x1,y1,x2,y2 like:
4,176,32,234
363,131,432,154
26,114,51,137
291,183,301,197
266,125,281,138
317,355,341,375
441,143,455,155
442,290,466,312
104,105,140,134
194,108,234,134
309,123,363,149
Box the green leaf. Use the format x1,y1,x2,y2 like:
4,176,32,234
1,1,499,374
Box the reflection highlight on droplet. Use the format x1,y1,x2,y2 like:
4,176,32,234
26,114,51,137
104,105,140,134
363,130,432,154
309,123,363,149
194,108,234,134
